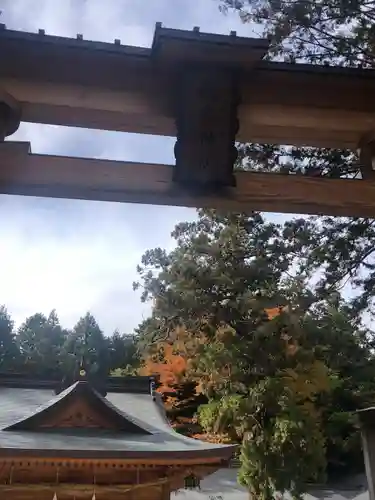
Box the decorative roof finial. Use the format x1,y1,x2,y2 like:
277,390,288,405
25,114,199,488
150,377,156,398
79,328,89,380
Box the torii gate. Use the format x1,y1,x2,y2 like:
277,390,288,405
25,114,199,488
1,23,375,217
3,20,375,498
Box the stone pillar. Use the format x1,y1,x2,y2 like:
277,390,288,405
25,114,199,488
174,67,239,190
358,407,375,500
0,90,21,141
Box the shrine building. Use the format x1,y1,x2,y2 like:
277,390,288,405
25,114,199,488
0,372,235,499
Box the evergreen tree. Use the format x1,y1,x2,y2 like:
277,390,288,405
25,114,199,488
135,210,332,498
217,0,375,316
108,330,139,374
17,310,66,377
135,208,375,496
62,312,109,382
303,302,375,477
0,305,20,371
219,0,375,66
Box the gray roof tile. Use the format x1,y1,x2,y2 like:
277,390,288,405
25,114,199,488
0,385,236,459
0,387,54,428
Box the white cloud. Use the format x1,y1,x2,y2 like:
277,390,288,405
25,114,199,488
0,0,264,333
0,192,195,333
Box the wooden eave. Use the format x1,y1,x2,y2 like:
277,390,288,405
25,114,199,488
0,458,225,499
2,24,375,214
0,447,236,462
1,24,374,148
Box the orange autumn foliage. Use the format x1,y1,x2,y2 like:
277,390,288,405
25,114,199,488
140,344,187,394
266,304,330,414
265,305,300,355
265,306,288,320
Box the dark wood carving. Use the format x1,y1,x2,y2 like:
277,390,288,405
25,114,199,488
174,67,239,190
39,399,117,430
0,91,21,141
358,132,375,180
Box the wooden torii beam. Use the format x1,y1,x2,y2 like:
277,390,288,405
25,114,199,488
1,142,375,217
1,23,375,215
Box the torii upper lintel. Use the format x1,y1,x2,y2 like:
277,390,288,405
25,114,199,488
1,23,375,214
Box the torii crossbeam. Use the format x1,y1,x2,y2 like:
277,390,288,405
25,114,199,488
1,23,375,216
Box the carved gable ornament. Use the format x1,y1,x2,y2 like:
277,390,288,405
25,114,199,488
38,398,117,430
4,381,150,434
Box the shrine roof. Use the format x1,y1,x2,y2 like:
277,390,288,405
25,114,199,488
0,375,236,462
1,21,374,78
0,22,269,62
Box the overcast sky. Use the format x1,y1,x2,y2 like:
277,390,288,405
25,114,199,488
0,0,289,334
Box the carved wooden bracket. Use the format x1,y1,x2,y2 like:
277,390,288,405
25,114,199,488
174,67,239,190
151,24,267,192
0,90,21,141
358,131,375,180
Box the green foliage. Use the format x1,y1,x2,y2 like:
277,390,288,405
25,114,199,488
194,307,331,499
282,217,375,315
219,0,375,67
135,206,375,496
239,401,325,500
17,310,67,377
216,0,375,318
0,308,139,380
302,303,375,476
214,0,375,493
62,312,110,381
198,395,243,440
217,0,375,312
163,380,207,436
0,305,20,371
134,210,296,341
217,0,375,480
108,331,139,374
135,210,333,497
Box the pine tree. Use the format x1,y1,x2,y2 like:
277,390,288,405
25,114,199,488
135,210,332,498
217,0,375,316
108,330,139,374
0,306,20,372
62,312,109,384
17,310,66,377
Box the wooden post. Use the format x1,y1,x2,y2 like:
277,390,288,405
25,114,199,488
160,480,170,500
174,67,239,190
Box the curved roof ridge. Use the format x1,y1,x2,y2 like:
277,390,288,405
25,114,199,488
0,382,79,430
3,381,151,434
90,384,156,433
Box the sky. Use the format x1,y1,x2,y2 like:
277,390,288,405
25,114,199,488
0,0,289,334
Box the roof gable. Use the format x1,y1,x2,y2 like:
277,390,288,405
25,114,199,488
4,381,151,434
